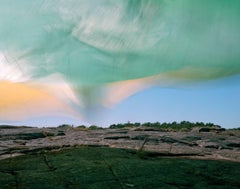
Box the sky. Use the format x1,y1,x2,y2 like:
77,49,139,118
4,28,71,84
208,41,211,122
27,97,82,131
102,75,240,129
1,74,240,129
0,0,240,129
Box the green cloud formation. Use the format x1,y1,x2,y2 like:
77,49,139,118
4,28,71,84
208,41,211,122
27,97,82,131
0,0,240,119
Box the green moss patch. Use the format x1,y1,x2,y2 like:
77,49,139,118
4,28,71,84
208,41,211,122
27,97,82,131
0,147,239,189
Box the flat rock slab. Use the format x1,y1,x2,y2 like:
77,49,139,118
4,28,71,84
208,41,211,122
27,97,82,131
0,147,240,189
0,127,240,162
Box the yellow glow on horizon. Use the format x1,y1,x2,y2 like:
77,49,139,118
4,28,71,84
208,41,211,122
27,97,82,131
0,81,78,120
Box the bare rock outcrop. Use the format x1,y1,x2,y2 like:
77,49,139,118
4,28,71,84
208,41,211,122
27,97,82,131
0,126,239,162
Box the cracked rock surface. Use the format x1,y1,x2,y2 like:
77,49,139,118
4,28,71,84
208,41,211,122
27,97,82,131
0,127,240,162
0,126,240,188
0,147,240,189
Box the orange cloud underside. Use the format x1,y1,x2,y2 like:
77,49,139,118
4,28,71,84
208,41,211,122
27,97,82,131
0,81,75,120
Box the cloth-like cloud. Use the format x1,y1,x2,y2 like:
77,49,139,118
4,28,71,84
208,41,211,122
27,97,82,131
0,0,240,122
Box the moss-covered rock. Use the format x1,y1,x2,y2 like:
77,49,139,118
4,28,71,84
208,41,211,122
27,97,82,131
0,147,240,189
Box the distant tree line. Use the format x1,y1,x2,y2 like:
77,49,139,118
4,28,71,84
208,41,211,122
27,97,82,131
108,121,221,131
58,121,222,131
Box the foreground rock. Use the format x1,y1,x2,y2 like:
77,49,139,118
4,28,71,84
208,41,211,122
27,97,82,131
0,147,240,189
0,126,239,162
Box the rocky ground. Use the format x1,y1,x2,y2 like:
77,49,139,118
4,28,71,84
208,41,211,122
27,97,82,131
0,126,239,162
1,126,240,188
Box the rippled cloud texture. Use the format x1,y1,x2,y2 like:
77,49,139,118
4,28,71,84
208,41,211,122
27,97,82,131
0,0,240,122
